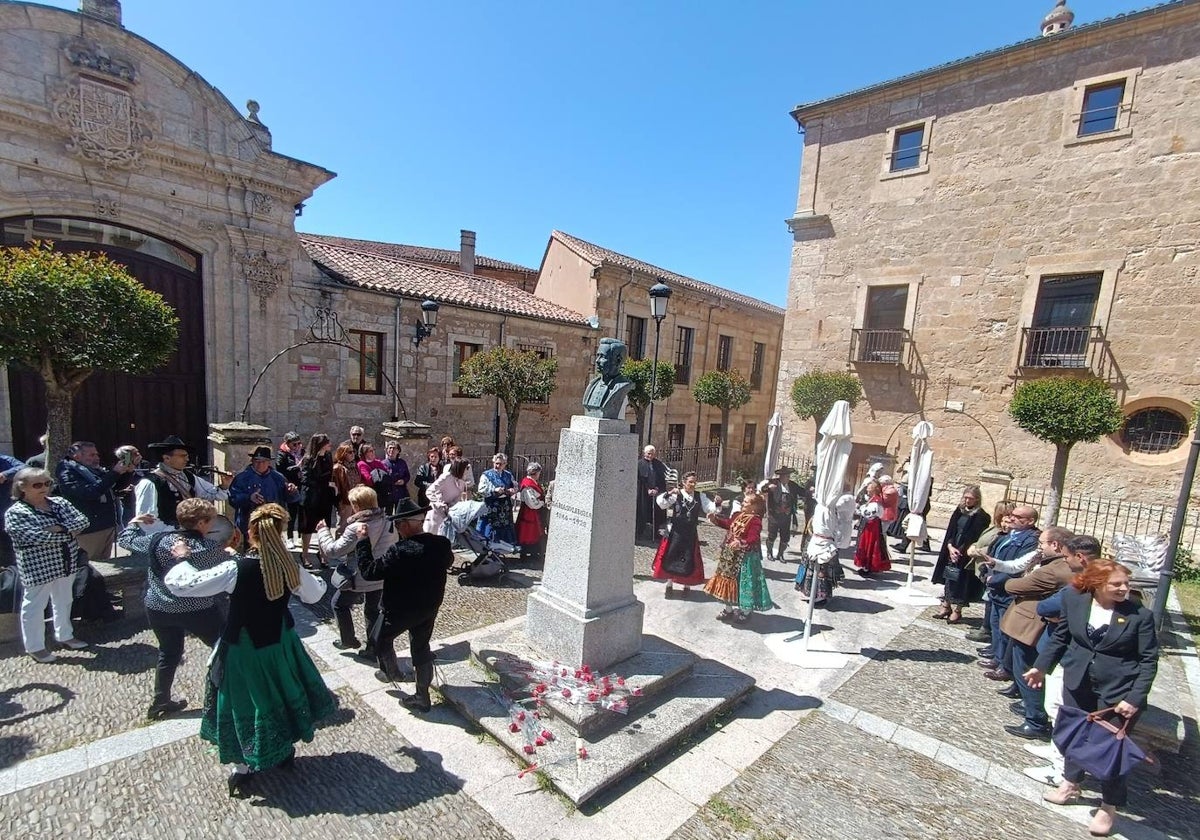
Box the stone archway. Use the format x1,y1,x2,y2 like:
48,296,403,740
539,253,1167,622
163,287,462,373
2,216,207,458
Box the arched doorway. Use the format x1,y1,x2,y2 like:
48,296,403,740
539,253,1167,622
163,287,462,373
2,216,207,460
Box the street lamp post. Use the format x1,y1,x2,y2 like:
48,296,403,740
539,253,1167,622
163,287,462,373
646,281,672,446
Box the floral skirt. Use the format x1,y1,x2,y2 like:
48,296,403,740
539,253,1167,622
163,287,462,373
201,623,336,770
704,542,744,603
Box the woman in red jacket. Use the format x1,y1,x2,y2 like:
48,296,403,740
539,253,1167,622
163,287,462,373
704,493,772,622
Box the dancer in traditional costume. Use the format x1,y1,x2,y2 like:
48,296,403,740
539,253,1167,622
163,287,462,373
163,503,334,797
650,471,717,597
853,480,891,576
704,493,772,621
514,462,547,563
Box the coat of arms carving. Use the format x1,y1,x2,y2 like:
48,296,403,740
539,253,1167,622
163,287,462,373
48,75,158,169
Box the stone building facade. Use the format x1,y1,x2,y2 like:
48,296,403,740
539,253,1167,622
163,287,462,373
537,231,786,461
776,0,1200,506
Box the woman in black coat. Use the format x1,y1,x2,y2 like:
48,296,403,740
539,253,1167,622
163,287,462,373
297,434,334,569
930,485,990,622
1023,559,1159,838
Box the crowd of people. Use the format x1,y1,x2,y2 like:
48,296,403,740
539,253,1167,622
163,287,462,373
1,430,1165,829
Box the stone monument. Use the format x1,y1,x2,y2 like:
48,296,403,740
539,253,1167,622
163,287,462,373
439,338,754,804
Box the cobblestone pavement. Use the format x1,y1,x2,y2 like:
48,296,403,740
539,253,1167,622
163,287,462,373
0,619,211,766
3,687,514,839
670,710,1084,840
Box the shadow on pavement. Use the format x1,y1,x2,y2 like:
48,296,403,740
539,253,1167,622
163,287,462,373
246,745,465,816
859,645,974,664
76,641,159,675
827,596,894,614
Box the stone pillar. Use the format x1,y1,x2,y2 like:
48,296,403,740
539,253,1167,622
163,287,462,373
526,416,643,671
979,467,1014,517
381,419,432,467
209,422,271,515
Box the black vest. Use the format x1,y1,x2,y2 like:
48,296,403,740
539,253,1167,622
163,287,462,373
222,552,293,648
145,471,196,526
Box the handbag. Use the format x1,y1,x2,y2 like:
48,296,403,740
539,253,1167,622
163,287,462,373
942,563,963,583
1053,705,1148,781
330,562,357,591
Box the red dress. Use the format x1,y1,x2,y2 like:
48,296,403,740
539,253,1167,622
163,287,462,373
514,476,545,546
651,491,707,586
854,497,891,574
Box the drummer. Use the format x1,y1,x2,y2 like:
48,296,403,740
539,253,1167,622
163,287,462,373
117,499,235,720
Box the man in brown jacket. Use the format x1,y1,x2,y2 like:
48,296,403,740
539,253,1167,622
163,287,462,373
1001,526,1077,738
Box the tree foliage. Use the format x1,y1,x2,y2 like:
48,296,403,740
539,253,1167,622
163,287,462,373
622,357,675,445
457,345,559,459
1008,376,1123,447
789,369,863,424
1008,376,1123,525
0,242,180,458
693,369,752,484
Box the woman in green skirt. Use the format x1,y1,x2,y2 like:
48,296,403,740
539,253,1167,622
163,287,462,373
703,493,773,621
163,502,334,797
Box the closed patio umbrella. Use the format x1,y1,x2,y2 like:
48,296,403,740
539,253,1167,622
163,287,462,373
763,411,783,480
884,420,940,604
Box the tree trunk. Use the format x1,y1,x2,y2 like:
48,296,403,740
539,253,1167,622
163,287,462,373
716,408,730,485
1045,443,1072,527
503,404,521,464
43,379,78,468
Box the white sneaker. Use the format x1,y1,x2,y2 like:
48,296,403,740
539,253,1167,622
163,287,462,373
1022,765,1064,786
1023,742,1060,762
59,638,89,650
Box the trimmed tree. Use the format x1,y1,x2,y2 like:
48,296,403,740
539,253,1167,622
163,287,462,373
789,369,863,455
1008,376,1123,526
693,369,752,485
456,345,559,461
0,242,180,461
621,357,675,447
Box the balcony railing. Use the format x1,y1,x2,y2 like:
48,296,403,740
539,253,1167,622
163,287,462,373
850,329,908,365
1019,326,1102,370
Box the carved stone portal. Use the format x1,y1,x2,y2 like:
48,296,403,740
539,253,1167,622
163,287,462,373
48,74,157,169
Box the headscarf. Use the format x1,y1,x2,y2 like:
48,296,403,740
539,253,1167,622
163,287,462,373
248,503,299,601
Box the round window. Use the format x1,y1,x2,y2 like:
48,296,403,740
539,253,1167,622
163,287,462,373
1120,408,1189,455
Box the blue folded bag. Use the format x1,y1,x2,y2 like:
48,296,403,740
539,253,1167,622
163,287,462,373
1052,705,1147,781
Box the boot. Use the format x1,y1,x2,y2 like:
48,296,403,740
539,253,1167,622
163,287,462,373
332,610,360,650
403,662,434,712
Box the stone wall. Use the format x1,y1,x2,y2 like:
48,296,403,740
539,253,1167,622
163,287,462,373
776,8,1200,507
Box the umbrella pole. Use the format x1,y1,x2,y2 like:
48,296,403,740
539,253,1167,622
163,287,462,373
801,567,818,652
907,541,916,588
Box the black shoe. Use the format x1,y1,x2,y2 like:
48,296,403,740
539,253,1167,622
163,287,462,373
1004,722,1051,741
976,646,995,658
977,658,1000,669
227,769,252,797
1010,700,1027,716
333,639,361,651
147,698,188,720
965,629,991,643
356,646,376,661
997,684,1021,699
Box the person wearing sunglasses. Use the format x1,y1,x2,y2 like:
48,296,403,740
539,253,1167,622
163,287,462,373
4,467,91,663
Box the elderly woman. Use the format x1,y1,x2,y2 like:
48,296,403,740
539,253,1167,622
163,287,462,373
4,467,91,662
424,459,471,540
930,485,991,624
1022,559,1159,838
514,462,547,563
118,498,233,719
705,493,772,621
315,485,394,658
477,453,517,545
163,503,334,797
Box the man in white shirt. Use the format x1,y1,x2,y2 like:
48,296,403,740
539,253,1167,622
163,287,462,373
134,435,229,533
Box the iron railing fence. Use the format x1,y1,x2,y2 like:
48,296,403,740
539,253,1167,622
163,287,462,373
1006,485,1198,554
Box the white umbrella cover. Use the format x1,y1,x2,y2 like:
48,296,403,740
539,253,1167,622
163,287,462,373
805,400,854,562
905,421,934,542
763,411,783,480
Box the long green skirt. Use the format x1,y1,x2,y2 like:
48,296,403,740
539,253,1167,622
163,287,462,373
737,549,773,612
200,623,336,770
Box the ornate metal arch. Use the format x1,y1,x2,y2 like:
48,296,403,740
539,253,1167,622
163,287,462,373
239,308,408,422
883,408,999,467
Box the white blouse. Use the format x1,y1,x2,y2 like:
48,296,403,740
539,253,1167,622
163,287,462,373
656,489,717,516
164,557,327,604
1088,601,1115,631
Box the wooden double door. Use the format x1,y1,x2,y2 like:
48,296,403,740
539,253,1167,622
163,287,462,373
7,243,208,462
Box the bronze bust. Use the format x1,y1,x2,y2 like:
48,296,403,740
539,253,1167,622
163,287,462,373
582,337,634,419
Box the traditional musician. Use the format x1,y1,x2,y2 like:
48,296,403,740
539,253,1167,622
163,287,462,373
650,471,718,597
135,435,229,533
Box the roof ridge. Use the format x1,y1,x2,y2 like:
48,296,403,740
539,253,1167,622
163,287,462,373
299,232,539,274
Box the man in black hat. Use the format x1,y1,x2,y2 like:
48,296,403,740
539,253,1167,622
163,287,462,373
762,466,803,562
228,446,296,538
354,498,453,713
135,436,229,532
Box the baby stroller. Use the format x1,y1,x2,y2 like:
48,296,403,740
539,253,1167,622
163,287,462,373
444,499,512,586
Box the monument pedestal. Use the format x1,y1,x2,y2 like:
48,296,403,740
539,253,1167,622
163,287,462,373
439,414,755,804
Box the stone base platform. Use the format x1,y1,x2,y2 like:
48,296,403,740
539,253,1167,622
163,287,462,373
438,623,755,805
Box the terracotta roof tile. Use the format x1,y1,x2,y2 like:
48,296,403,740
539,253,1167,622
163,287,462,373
550,231,786,316
300,236,589,325
301,233,537,275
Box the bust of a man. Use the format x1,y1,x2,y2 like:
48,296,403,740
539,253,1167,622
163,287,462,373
582,337,634,419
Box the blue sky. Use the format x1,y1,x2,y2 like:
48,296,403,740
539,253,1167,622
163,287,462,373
40,0,1146,305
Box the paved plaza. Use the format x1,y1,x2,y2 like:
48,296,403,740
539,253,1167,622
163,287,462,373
2,529,1197,840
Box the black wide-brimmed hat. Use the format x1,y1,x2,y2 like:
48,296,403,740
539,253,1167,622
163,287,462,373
388,497,431,521
774,466,795,475
248,445,274,460
147,435,193,455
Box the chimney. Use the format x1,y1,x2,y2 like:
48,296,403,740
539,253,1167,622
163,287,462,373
80,0,122,26
459,229,476,275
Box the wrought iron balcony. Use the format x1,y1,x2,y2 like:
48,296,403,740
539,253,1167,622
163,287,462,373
850,329,908,365
1019,326,1102,370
